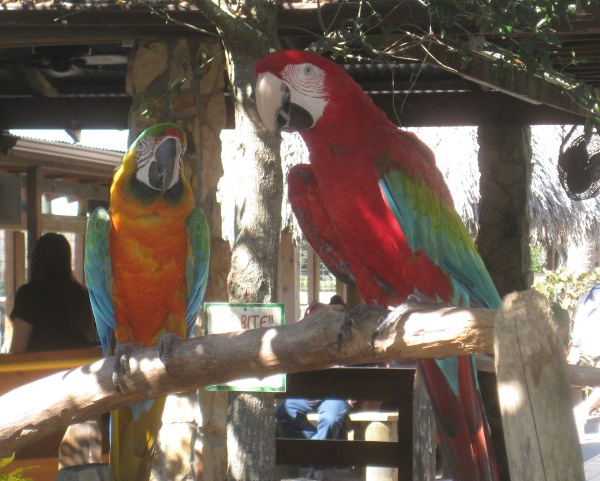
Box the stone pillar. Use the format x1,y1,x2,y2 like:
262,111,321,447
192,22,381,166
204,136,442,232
476,124,533,297
126,38,230,481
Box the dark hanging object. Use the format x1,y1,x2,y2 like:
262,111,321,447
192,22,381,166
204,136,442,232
558,127,600,200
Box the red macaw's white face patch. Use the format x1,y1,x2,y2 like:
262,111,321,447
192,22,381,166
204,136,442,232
281,63,328,128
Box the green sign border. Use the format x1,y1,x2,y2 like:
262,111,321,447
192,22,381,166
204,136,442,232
204,302,286,392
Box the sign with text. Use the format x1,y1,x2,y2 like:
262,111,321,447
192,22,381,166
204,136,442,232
204,303,285,392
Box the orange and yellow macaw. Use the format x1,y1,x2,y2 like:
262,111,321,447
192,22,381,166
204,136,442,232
85,123,210,481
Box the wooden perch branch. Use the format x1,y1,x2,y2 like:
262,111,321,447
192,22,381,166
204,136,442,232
0,302,496,456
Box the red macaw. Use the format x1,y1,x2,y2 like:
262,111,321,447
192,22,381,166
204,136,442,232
255,50,501,481
85,123,210,481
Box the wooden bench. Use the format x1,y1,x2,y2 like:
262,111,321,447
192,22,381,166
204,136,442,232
275,366,416,480
306,411,399,443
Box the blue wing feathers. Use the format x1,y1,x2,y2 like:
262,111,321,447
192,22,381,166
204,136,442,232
84,207,115,356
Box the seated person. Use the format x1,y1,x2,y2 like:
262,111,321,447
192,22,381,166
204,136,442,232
276,295,354,441
276,398,353,440
568,283,600,439
9,233,97,353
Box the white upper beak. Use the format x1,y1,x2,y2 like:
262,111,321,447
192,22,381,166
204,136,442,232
255,72,286,132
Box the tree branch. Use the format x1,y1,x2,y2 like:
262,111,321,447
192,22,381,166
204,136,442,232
0,302,496,456
192,0,276,55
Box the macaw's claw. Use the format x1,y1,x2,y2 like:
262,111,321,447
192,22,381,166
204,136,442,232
374,292,442,339
158,333,183,375
337,303,384,350
112,342,143,392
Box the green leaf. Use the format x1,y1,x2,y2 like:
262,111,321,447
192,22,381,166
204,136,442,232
460,54,471,70
0,454,37,481
0,456,14,470
170,81,182,94
536,15,551,29
141,107,153,120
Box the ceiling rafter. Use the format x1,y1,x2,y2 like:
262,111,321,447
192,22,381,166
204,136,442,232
0,1,597,129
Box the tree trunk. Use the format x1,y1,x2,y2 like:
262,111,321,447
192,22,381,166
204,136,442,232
196,0,283,479
223,47,282,479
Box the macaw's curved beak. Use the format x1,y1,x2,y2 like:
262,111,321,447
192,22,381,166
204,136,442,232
149,137,178,192
255,72,314,133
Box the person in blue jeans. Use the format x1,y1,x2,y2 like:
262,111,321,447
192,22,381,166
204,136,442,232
275,295,352,437
275,296,353,480
275,398,352,440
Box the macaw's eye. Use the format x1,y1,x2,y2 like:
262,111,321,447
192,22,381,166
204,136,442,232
302,64,314,77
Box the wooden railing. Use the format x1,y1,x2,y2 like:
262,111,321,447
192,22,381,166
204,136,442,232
0,348,105,481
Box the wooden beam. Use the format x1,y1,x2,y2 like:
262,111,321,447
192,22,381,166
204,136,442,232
306,246,320,305
0,1,597,48
280,367,416,400
276,439,409,469
41,214,87,235
42,179,109,202
408,42,591,120
277,229,299,323
0,97,130,130
25,165,42,260
6,65,60,97
373,91,587,127
0,90,585,131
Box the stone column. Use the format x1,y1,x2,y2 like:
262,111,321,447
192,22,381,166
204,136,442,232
476,124,533,297
126,38,230,481
476,123,533,481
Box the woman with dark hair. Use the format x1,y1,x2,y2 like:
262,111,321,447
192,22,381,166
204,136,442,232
9,232,97,353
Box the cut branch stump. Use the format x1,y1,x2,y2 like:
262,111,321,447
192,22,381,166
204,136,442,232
494,290,585,481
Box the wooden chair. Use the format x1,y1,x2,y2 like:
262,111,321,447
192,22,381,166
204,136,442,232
275,366,416,480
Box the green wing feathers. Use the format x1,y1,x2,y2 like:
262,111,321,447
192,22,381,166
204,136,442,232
185,207,210,336
381,169,500,308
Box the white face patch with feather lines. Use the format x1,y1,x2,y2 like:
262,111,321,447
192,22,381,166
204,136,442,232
281,62,328,126
135,134,183,191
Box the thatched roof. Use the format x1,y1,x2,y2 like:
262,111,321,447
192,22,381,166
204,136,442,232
530,126,600,248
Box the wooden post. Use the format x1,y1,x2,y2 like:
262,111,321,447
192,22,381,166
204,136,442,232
412,371,436,481
306,246,320,305
13,231,25,291
494,290,584,481
25,165,42,261
365,421,398,481
277,229,299,322
58,419,103,469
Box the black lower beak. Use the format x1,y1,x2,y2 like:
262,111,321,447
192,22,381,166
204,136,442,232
276,87,315,132
149,138,177,190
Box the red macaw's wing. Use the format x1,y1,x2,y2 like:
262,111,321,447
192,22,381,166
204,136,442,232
368,125,501,309
288,163,355,287
367,126,501,481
